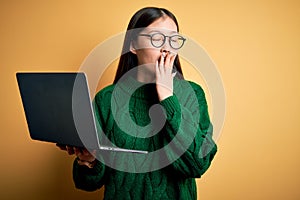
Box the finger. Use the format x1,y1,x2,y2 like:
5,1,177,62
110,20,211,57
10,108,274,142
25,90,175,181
155,60,161,77
82,148,91,156
73,147,81,156
77,159,95,168
159,53,165,73
56,143,67,151
91,149,97,156
164,53,173,73
66,146,75,155
172,71,177,78
169,52,176,67
171,53,177,75
82,149,96,162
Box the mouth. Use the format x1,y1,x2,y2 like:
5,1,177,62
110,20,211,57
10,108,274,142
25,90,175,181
158,51,177,63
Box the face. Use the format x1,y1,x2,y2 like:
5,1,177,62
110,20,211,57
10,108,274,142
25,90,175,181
130,16,179,70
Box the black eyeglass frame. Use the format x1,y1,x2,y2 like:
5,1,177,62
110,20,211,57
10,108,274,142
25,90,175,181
139,33,186,50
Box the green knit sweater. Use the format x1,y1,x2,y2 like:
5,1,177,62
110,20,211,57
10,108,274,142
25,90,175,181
73,77,217,200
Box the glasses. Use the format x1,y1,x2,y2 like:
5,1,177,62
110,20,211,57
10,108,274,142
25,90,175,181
139,33,186,50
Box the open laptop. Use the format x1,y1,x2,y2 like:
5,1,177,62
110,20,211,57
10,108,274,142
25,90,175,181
16,72,147,154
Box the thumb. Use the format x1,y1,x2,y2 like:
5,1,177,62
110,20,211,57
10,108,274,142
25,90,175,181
172,71,177,78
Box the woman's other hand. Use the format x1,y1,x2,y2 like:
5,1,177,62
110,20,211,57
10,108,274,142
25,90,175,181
56,144,97,168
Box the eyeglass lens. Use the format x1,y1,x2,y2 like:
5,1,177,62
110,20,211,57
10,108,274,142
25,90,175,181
151,33,185,49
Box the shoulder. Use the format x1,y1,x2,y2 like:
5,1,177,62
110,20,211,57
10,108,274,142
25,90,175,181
95,84,115,98
94,84,115,105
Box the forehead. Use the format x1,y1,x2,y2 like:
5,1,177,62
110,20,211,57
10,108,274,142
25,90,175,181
145,16,178,33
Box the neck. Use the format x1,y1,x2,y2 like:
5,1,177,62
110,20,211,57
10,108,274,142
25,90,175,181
136,64,155,83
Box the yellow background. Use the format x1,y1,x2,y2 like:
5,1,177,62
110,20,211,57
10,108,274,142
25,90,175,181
1,0,299,199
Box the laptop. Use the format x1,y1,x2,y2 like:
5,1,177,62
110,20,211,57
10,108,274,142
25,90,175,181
16,72,147,154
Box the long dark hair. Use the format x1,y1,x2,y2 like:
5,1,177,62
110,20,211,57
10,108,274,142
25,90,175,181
113,7,184,84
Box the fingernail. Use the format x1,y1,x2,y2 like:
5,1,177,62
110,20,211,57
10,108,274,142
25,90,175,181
172,72,177,77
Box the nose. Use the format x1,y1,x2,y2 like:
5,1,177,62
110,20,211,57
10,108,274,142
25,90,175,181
160,37,172,52
160,49,169,53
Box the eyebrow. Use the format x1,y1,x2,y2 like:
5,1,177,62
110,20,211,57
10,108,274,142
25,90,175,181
146,29,178,34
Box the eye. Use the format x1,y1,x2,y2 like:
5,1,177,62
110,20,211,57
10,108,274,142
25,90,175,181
171,37,179,43
171,35,182,42
151,33,164,41
170,35,186,49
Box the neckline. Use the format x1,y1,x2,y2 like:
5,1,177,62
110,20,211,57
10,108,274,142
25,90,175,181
116,76,157,99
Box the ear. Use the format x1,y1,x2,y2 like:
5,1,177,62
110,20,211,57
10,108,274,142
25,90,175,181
130,41,137,54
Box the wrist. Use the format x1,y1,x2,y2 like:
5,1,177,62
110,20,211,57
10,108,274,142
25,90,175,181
157,90,173,101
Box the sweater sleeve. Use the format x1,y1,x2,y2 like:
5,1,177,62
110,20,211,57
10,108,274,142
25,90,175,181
73,158,107,191
159,81,217,178
72,89,110,191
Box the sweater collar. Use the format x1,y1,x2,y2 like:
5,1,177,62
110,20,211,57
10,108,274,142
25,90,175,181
116,76,158,100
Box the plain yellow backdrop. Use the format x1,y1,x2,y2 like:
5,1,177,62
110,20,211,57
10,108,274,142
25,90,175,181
1,0,300,199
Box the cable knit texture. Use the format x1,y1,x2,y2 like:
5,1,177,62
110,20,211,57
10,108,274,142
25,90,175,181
73,77,217,200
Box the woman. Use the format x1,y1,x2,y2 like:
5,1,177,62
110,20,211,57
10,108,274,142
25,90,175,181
59,7,217,200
